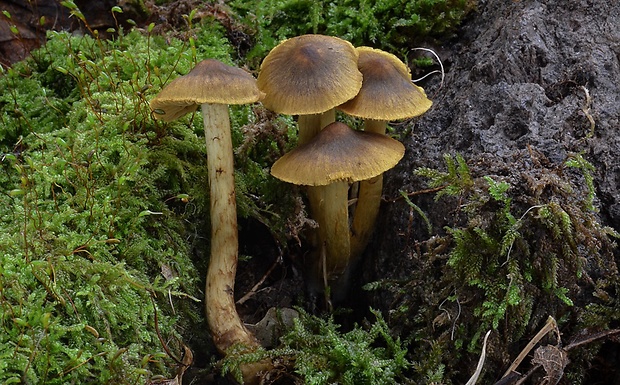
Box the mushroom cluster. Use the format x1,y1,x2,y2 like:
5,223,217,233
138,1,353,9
271,121,405,289
150,34,432,384
259,36,432,296
256,35,364,292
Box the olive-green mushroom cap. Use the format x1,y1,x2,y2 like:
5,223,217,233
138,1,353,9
271,122,405,186
150,59,264,121
257,35,363,115
339,47,432,121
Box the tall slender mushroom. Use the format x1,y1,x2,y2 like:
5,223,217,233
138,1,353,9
339,47,432,260
257,34,363,283
271,122,404,287
150,59,268,383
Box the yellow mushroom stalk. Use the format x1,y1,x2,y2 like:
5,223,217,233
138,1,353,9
150,59,269,384
271,122,404,286
339,47,432,261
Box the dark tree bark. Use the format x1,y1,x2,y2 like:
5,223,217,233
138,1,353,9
364,0,620,382
372,0,620,283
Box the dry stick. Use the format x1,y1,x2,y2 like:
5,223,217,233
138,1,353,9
502,316,558,378
61,352,107,377
580,85,595,138
236,256,282,306
511,365,540,385
503,328,620,385
150,293,185,366
465,330,492,385
150,292,194,383
565,328,620,351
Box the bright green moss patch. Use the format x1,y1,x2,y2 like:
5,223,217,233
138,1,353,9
0,19,298,382
221,308,409,384
229,0,475,63
0,29,202,383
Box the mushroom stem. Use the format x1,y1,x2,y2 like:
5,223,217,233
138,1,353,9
362,119,388,135
314,180,351,278
201,103,267,380
350,119,388,259
298,109,352,284
297,109,336,145
271,121,404,297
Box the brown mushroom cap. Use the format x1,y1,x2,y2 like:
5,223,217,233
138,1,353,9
257,35,363,115
338,46,432,120
271,121,405,186
150,59,264,121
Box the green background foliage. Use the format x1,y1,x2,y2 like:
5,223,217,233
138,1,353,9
0,17,295,382
227,0,474,64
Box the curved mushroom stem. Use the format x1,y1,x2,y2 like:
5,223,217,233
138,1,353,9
202,103,269,383
350,119,388,260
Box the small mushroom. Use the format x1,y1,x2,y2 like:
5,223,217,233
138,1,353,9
257,34,363,144
339,47,432,260
271,122,404,285
150,59,268,383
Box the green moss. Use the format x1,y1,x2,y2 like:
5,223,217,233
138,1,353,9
366,151,619,384
0,13,300,382
221,309,409,384
228,0,475,64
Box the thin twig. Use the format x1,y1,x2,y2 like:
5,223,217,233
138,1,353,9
497,328,620,385
465,330,492,385
452,295,462,341
386,185,447,202
150,293,184,366
236,256,282,305
410,47,445,97
513,365,540,385
502,205,545,266
580,85,595,138
502,316,557,378
565,328,620,351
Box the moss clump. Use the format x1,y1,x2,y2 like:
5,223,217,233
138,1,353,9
367,150,619,384
0,28,203,383
220,308,409,384
227,0,475,64
0,13,299,382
